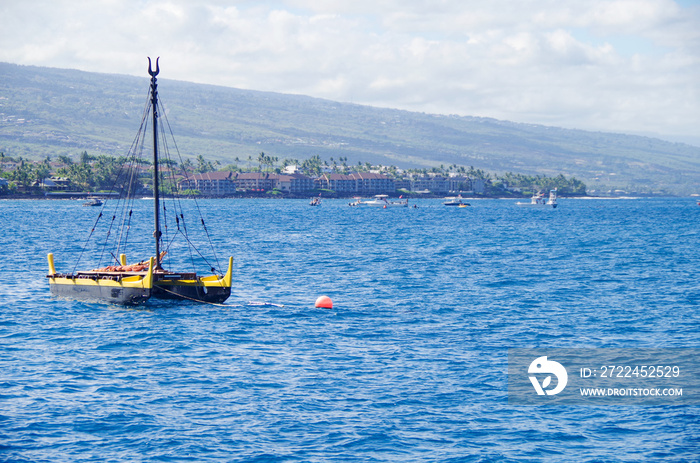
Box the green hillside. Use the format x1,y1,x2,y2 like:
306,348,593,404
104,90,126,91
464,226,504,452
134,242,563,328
1,62,699,195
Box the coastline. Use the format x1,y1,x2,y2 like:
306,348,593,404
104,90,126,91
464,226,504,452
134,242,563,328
0,193,683,200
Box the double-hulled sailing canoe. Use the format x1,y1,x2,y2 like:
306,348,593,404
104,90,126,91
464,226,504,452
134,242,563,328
47,58,233,305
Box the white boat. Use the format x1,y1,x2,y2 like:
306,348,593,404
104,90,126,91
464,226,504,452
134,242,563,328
444,195,470,206
349,194,408,207
82,198,103,207
517,189,558,208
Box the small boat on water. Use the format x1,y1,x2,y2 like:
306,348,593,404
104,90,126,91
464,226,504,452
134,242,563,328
517,189,558,208
309,195,321,206
349,194,408,207
83,198,103,207
47,58,233,305
444,195,470,206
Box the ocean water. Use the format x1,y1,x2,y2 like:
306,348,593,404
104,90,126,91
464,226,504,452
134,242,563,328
1,197,699,462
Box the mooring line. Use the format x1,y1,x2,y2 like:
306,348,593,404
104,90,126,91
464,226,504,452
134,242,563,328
155,286,229,307
154,286,284,308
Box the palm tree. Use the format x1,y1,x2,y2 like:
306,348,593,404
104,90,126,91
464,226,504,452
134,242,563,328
79,151,93,165
34,163,51,192
181,158,193,174
58,155,73,166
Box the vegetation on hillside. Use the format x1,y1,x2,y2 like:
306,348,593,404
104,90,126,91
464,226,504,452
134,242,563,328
0,150,586,197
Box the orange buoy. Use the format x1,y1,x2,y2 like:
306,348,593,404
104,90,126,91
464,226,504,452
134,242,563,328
315,295,333,309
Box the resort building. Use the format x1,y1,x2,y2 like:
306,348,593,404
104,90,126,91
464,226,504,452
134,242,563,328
178,171,237,196
233,173,276,192
316,174,361,194
354,172,395,194
403,175,485,195
316,172,396,194
177,170,485,196
275,174,316,194
178,171,316,196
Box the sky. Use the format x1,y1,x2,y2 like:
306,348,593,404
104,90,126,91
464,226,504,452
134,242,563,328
1,0,699,145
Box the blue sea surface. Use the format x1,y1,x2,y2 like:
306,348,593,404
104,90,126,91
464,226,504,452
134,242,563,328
1,197,699,462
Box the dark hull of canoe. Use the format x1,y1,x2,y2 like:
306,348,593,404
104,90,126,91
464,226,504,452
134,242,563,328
49,283,151,305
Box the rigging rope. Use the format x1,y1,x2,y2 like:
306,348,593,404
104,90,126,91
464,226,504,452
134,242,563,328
70,86,228,280
72,211,103,274
71,87,151,271
158,98,225,274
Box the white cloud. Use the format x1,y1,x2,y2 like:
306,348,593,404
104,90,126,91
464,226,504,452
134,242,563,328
0,0,698,142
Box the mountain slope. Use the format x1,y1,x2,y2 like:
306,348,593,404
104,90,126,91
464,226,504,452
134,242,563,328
1,62,699,194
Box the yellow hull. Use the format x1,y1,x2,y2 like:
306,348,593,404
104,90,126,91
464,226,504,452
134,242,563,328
47,254,154,305
152,257,234,303
47,254,233,305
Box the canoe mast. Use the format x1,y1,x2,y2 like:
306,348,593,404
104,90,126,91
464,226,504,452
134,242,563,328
148,57,163,270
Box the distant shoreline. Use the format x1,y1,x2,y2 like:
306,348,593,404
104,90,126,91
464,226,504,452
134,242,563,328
0,193,684,200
